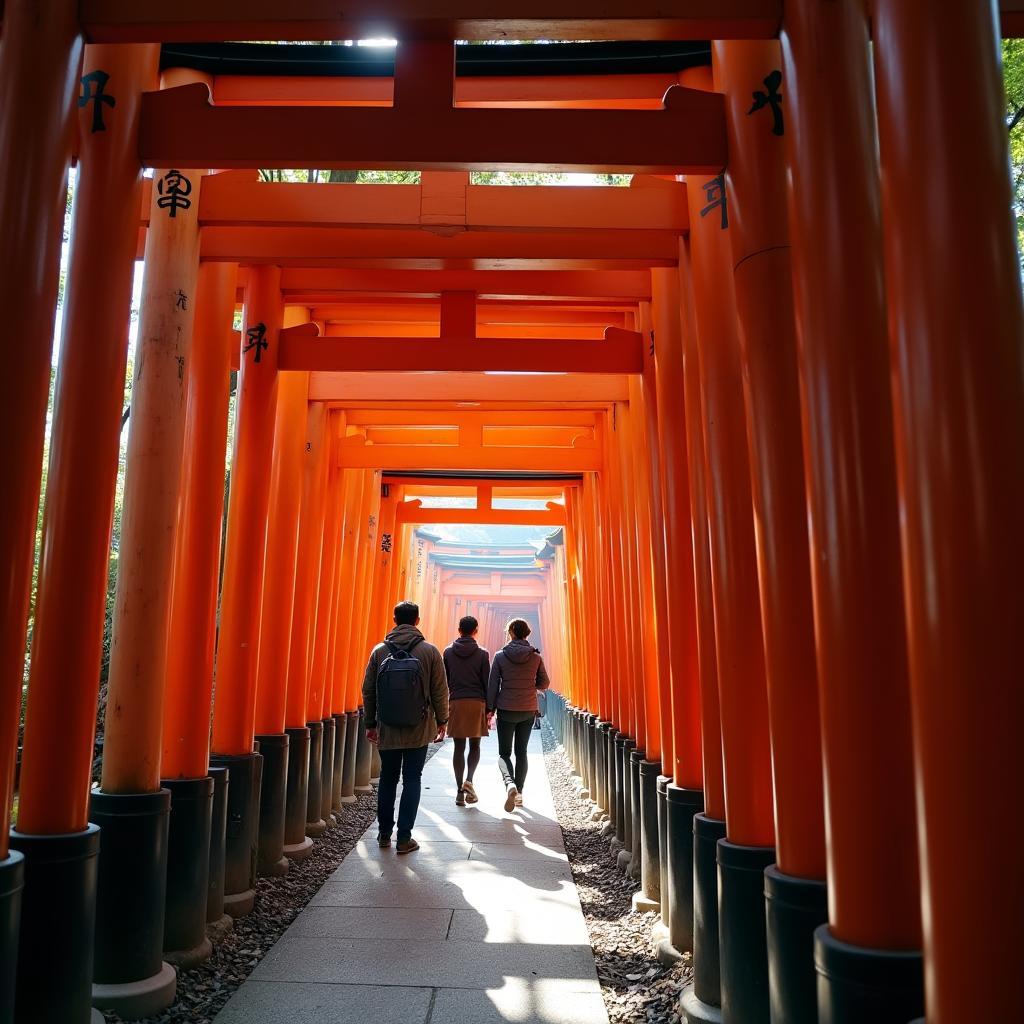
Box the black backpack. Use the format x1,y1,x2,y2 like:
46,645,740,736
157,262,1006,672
376,638,428,728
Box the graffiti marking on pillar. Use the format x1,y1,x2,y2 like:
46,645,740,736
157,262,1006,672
649,330,655,356
381,533,392,553
156,169,194,218
699,175,729,230
174,289,188,311
747,70,784,136
243,322,268,364
79,70,116,133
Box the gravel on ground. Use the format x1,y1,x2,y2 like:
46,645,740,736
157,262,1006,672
542,726,692,1024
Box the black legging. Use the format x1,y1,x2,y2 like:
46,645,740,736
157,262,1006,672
452,737,481,788
497,712,534,793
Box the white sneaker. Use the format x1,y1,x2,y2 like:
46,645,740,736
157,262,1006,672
504,784,518,813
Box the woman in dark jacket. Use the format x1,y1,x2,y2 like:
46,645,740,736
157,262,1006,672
487,618,550,811
442,615,490,807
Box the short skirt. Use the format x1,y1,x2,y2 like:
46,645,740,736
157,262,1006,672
448,698,489,739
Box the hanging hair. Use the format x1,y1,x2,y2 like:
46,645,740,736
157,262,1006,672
506,618,532,640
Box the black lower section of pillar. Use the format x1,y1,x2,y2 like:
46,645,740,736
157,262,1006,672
305,721,326,835
283,727,311,856
9,825,100,1024
0,850,24,1024
692,814,727,1008
613,735,627,842
629,750,643,877
639,760,661,901
606,728,618,825
666,785,704,954
206,766,229,925
331,713,347,812
814,925,923,1024
764,865,828,1024
89,789,172,984
209,750,263,917
593,721,608,810
161,776,214,963
320,717,336,823
717,837,775,1024
585,715,598,797
254,733,289,877
657,777,670,925
623,740,638,856
341,712,359,800
354,710,372,791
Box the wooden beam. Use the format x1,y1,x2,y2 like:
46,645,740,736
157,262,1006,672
309,371,628,402
138,80,725,174
396,499,565,526
80,1,781,42
338,442,601,472
278,323,643,373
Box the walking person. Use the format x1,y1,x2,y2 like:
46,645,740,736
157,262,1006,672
442,615,491,807
487,618,550,812
362,601,448,854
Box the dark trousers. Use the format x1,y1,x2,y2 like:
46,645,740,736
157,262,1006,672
497,711,535,793
377,745,428,841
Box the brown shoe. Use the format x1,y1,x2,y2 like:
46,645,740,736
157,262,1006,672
396,838,420,855
377,833,392,849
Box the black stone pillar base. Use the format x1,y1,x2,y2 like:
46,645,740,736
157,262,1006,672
814,925,923,1024
717,838,775,1024
331,713,347,812
657,776,670,927
680,984,724,1024
613,734,627,843
161,776,214,969
206,765,229,927
9,826,100,1024
209,750,262,918
305,721,327,836
253,733,289,877
765,864,828,1024
666,785,704,955
89,789,176,1018
283,727,312,860
340,711,359,802
320,716,336,824
354,710,372,793
638,759,661,903
692,814,727,1011
605,727,618,826
0,849,23,1024
593,720,608,810
625,743,640,875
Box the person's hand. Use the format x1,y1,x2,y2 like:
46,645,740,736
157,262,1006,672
366,728,379,745
434,725,448,743
486,712,496,729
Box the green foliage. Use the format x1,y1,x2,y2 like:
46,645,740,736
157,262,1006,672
258,168,420,183
1003,40,1024,258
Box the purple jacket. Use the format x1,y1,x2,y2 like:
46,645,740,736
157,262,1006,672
442,637,490,702
487,639,550,713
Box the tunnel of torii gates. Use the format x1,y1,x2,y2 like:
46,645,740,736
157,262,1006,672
0,3,1022,1024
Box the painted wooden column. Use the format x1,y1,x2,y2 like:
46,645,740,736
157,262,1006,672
209,263,283,917
872,4,1024,1021
713,39,828,1024
685,149,776,1023
158,259,236,965
7,37,153,1024
779,3,924,1021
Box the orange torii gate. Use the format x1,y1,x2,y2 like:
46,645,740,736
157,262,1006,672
0,7,1020,1024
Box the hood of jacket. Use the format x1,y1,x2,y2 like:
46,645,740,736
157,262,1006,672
501,638,539,665
450,636,481,659
385,624,425,650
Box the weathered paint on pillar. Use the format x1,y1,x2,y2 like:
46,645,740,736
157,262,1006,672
780,0,921,950
17,43,159,832
161,261,237,779
211,265,283,756
713,39,826,881
0,0,83,849
874,2,1024,1016
101,143,205,793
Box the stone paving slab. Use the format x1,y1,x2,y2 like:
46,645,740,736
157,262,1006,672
214,730,608,1024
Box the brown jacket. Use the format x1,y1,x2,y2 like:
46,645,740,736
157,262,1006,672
487,639,550,713
362,624,449,750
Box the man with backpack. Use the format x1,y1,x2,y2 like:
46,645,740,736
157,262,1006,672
362,601,448,854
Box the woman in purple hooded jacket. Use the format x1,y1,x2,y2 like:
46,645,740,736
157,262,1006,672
442,615,491,807
487,618,550,811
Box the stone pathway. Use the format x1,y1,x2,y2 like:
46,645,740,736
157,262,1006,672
213,729,609,1024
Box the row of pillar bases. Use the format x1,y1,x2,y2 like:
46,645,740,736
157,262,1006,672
551,697,924,1024
0,709,373,1024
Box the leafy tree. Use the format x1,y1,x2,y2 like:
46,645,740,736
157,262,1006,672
1003,39,1024,257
